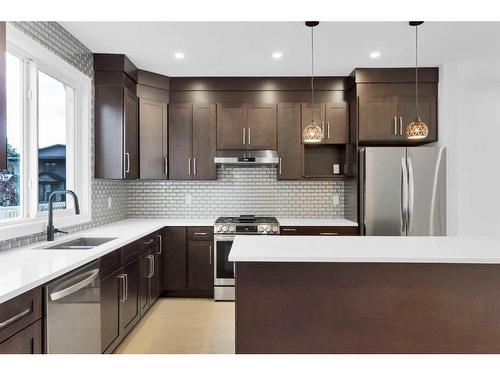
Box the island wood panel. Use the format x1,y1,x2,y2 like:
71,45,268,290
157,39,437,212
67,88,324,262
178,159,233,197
235,262,500,353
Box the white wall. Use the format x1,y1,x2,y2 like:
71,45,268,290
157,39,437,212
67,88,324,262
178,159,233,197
439,52,500,236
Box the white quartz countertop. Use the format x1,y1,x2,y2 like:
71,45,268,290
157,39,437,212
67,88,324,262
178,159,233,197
277,218,358,227
228,235,500,264
0,218,215,304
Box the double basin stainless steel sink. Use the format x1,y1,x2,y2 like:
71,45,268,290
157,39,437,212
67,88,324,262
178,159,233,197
41,237,116,250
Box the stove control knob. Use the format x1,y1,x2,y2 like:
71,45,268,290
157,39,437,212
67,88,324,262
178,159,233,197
215,226,221,232
229,226,235,233
258,226,264,233
265,226,271,233
272,226,278,233
222,226,228,233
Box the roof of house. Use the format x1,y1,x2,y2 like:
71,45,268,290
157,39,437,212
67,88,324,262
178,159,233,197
38,144,66,160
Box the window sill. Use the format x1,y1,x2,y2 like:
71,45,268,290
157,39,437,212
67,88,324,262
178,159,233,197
0,213,92,242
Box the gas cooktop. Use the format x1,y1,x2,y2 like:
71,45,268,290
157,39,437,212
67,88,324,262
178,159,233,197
214,215,280,234
215,215,279,224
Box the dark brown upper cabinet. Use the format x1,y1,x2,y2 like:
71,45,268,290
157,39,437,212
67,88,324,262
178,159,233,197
94,54,139,179
216,103,277,150
169,103,216,180
137,70,169,179
0,22,6,170
301,102,349,145
216,103,247,150
352,68,439,145
246,103,277,149
277,103,302,180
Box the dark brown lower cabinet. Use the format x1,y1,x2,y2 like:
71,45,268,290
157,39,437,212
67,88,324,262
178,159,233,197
0,320,42,354
119,259,140,333
100,270,121,353
165,226,214,297
187,241,213,291
139,240,162,317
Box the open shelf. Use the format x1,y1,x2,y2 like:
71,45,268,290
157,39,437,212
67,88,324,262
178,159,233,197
303,144,348,178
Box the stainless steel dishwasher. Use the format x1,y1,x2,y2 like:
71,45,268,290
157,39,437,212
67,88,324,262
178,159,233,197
44,260,101,353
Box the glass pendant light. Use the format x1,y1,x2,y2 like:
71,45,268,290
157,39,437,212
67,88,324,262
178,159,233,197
302,21,324,143
405,21,429,139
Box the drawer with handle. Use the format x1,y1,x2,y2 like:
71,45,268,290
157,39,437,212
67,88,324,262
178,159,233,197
187,227,214,241
0,287,42,344
280,226,299,235
298,226,359,236
100,248,123,279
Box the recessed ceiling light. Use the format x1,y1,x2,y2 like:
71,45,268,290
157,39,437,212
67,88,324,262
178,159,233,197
370,51,381,59
174,52,185,59
272,52,283,59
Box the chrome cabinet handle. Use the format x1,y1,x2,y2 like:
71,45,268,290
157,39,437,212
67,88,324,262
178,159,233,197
147,255,155,278
321,121,325,133
281,228,297,232
118,274,126,303
194,232,208,236
407,157,415,233
319,232,339,236
393,117,398,135
188,158,191,175
124,273,128,302
156,234,162,255
279,157,282,175
193,158,197,175
327,122,330,139
401,157,409,233
399,116,403,135
143,238,154,245
209,245,212,265
248,128,251,145
50,269,99,301
164,157,168,176
242,127,246,145
125,152,130,173
0,308,31,329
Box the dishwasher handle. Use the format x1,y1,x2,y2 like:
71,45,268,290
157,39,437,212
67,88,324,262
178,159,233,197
50,269,99,302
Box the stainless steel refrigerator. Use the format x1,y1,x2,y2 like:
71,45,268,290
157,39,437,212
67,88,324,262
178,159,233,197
359,147,446,236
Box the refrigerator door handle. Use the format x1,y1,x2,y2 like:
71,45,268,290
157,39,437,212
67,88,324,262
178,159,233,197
407,157,415,233
401,158,409,234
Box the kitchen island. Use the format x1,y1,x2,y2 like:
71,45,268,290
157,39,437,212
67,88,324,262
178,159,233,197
229,236,500,354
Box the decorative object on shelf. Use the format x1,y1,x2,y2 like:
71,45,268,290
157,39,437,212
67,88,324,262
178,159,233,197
405,21,429,139
302,21,324,144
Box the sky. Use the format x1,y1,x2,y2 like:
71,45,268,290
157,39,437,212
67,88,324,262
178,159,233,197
6,52,68,152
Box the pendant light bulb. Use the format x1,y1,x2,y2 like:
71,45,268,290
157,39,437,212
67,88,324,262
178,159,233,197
405,21,429,140
302,21,324,144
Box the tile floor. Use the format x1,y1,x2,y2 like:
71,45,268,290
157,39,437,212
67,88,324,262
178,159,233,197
114,298,235,354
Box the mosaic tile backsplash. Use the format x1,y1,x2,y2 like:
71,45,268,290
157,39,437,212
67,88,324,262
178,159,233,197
1,22,348,251
127,167,344,219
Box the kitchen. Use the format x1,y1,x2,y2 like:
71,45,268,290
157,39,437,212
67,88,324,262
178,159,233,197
1,3,500,372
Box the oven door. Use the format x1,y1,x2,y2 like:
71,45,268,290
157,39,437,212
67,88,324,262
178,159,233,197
214,235,235,286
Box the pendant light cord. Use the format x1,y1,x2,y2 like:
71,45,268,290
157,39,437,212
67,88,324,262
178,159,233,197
415,24,419,120
310,25,315,123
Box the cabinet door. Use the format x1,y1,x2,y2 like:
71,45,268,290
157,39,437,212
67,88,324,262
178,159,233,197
0,320,42,354
119,258,140,334
358,96,398,142
277,103,302,180
124,87,139,179
138,252,151,317
192,104,217,179
324,102,349,144
301,103,325,143
187,241,213,291
216,103,247,150
139,97,168,179
397,96,437,143
246,103,277,149
169,103,193,180
100,272,120,353
165,227,187,290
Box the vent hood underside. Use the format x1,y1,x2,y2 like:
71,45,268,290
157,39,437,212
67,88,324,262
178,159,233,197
214,150,279,166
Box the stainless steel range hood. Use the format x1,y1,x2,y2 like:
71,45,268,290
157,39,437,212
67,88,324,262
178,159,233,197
214,150,279,166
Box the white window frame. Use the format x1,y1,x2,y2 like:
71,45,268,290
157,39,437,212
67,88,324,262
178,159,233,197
0,24,92,241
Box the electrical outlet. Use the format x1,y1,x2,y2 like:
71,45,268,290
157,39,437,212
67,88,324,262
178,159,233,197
185,194,192,205
333,194,340,206
107,196,112,208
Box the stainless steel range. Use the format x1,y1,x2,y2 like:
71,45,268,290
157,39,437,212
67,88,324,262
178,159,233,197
214,215,279,301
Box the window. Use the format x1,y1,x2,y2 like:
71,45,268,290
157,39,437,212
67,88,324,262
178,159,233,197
0,25,91,240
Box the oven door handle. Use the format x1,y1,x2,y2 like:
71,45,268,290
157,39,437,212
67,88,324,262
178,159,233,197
214,235,236,241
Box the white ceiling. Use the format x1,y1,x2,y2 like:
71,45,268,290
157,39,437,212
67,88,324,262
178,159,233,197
60,22,500,77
